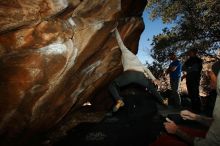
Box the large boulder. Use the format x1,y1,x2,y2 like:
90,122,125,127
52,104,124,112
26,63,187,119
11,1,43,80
0,0,147,145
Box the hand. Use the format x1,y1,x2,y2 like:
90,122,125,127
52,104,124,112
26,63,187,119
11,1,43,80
164,118,178,134
181,76,184,81
180,110,197,121
163,98,168,106
181,74,186,81
110,22,119,33
153,79,160,86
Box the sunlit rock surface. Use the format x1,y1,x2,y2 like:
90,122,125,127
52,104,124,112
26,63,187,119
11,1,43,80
0,0,147,144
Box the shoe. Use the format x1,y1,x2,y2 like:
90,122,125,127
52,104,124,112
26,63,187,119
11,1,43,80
112,100,124,112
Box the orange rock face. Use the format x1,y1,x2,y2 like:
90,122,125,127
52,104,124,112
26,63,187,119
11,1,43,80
0,0,147,144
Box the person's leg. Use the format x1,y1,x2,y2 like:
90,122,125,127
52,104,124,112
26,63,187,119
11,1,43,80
108,71,139,100
108,80,123,101
186,76,201,112
108,71,141,111
170,78,181,107
186,78,194,106
132,72,164,104
191,77,201,112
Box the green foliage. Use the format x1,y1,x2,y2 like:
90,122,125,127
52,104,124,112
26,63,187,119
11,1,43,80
146,0,220,64
146,61,165,78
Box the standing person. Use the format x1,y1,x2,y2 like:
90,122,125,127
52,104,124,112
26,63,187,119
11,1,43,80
182,49,203,112
163,60,220,146
166,52,182,108
108,28,168,112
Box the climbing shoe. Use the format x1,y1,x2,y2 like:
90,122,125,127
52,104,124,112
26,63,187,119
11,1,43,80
112,99,124,112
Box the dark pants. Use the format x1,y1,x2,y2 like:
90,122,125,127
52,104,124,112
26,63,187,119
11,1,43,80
108,70,163,103
186,74,201,111
170,78,181,107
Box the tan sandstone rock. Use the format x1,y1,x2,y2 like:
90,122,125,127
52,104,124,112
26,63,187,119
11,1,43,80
0,0,147,144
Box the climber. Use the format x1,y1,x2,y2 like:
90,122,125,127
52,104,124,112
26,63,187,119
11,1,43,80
108,28,168,112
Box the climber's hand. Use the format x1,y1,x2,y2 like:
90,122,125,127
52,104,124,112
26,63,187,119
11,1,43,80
110,22,119,33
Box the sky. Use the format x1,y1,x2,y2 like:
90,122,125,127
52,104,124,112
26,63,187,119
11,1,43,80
137,10,173,64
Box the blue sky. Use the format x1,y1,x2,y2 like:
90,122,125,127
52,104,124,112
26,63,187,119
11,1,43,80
137,10,173,64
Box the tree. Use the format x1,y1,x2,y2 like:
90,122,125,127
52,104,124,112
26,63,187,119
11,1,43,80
146,0,220,64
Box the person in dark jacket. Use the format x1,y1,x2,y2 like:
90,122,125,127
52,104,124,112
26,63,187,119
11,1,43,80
182,49,203,112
